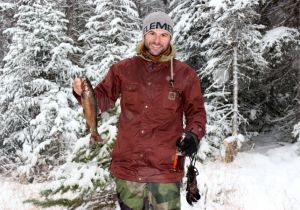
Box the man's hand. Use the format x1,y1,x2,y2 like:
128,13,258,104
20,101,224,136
72,77,83,95
176,131,199,156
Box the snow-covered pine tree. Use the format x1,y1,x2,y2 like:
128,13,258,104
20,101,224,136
80,0,140,81
200,0,268,160
261,26,300,140
203,0,268,125
135,0,167,18
58,0,95,41
0,0,83,179
260,0,300,29
26,109,120,209
0,1,16,68
51,0,95,66
259,0,300,143
198,90,232,160
27,0,141,208
170,0,210,66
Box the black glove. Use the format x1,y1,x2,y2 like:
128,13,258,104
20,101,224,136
186,165,201,205
176,131,199,156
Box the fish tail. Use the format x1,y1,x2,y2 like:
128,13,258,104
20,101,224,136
91,134,103,143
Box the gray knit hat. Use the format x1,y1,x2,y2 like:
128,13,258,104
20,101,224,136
142,11,174,36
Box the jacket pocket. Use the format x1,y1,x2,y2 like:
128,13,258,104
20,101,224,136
154,147,176,170
163,88,182,111
122,83,139,105
112,141,132,163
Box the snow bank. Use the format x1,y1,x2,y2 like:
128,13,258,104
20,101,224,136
185,143,300,210
0,177,64,210
1,143,300,210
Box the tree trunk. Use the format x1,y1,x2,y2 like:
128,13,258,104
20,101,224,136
295,0,300,122
224,44,239,163
65,0,75,38
294,53,300,122
224,140,237,163
232,45,239,137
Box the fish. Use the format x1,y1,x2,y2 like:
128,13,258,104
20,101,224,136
81,78,102,143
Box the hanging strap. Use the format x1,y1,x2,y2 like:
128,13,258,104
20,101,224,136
170,57,174,88
186,153,201,205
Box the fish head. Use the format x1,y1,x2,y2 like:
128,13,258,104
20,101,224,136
81,78,92,93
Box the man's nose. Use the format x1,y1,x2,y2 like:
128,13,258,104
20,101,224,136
153,35,161,43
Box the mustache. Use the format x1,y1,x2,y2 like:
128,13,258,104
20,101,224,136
146,42,163,47
149,42,162,46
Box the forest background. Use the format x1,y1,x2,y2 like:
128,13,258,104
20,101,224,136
0,0,299,209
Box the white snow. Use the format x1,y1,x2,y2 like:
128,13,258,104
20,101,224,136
209,0,227,11
0,178,64,210
0,3,15,10
262,27,300,48
224,134,245,144
1,134,299,210
293,122,300,142
187,142,300,210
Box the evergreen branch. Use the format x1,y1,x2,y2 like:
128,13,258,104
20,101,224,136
24,197,83,208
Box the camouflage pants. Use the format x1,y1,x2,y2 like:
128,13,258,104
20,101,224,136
115,178,181,210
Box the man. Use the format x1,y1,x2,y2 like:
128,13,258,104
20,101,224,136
73,11,206,210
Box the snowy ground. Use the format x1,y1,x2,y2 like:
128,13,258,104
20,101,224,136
0,178,65,210
1,133,300,210
190,142,300,210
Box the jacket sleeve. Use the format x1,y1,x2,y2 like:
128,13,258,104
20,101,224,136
93,64,121,112
183,72,206,141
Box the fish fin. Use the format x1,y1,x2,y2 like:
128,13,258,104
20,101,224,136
85,122,90,129
90,134,103,144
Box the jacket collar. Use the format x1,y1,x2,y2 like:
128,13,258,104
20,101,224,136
136,41,176,62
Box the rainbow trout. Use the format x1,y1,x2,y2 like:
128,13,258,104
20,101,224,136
81,78,102,143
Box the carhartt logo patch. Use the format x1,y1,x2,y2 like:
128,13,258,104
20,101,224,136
168,91,176,100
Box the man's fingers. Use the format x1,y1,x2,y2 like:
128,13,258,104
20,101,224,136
73,78,81,86
73,78,82,95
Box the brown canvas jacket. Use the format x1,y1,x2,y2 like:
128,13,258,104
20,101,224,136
74,45,206,183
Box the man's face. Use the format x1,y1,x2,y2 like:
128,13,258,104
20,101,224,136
144,29,171,56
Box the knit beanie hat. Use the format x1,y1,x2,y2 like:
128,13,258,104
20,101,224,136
142,11,174,36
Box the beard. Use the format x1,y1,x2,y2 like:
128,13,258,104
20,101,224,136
144,41,169,56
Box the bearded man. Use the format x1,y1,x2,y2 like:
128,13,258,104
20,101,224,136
73,11,206,210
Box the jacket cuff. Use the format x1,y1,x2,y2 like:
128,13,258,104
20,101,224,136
185,126,205,143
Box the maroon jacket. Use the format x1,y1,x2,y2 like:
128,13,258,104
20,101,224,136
76,55,206,183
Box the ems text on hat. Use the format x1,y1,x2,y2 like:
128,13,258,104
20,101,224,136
143,22,173,35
